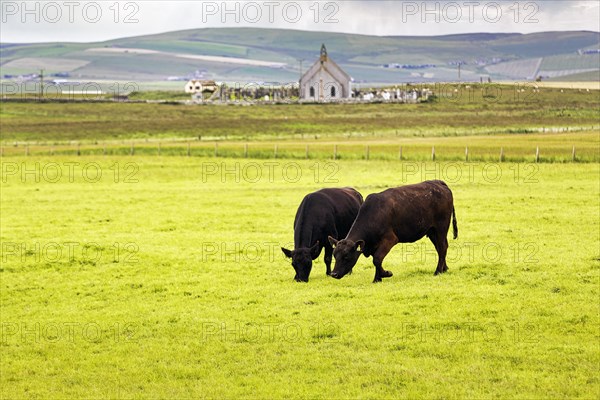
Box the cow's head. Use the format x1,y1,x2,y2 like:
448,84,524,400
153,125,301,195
328,236,364,279
281,241,320,282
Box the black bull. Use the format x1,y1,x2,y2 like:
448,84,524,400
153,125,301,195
328,180,458,282
282,188,363,282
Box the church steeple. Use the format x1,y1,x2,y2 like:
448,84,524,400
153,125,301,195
299,43,350,100
320,44,328,63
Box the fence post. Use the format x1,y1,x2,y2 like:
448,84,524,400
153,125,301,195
535,146,539,163
244,143,248,158
333,144,337,160
274,144,278,159
399,146,402,161
500,147,504,162
77,143,81,156
215,142,218,157
432,146,435,161
305,144,309,159
50,146,54,156
366,145,370,160
465,146,468,162
103,144,107,156
130,142,134,156
187,142,191,157
572,145,576,162
158,142,161,156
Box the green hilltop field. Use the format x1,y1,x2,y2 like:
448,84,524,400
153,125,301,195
1,28,599,84
1,83,599,163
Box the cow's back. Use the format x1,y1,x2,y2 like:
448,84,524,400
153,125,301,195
294,188,363,248
349,181,454,252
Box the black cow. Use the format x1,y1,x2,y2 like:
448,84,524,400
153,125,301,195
282,188,364,282
328,180,458,282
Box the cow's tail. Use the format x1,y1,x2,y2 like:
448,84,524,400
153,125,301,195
452,206,458,240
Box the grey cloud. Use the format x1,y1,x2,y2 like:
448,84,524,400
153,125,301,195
1,0,598,43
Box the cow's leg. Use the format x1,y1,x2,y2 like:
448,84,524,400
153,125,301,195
324,245,333,276
428,229,449,275
438,219,451,273
434,236,449,274
372,236,396,283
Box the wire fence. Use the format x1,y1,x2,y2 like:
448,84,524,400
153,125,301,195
1,141,597,163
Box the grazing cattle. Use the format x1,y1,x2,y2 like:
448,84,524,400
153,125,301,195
282,188,364,282
328,180,458,282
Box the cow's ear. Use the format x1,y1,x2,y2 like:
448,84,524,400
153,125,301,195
281,247,293,258
328,236,338,247
355,240,365,253
310,241,320,259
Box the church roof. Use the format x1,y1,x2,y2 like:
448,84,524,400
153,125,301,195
300,44,351,84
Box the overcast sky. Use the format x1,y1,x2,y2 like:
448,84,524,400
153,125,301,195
1,1,599,43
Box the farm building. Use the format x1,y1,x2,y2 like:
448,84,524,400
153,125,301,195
300,44,351,101
185,79,219,94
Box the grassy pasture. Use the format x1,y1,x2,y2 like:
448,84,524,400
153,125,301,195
1,156,598,398
1,84,599,144
540,54,600,71
3,130,599,163
1,80,599,398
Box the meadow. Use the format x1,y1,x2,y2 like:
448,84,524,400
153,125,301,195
1,156,598,398
4,130,598,163
1,80,599,398
2,84,599,143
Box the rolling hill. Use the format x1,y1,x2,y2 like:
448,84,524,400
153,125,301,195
1,28,598,86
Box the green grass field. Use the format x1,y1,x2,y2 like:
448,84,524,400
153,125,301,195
1,157,599,398
3,130,599,163
1,80,599,398
1,84,599,145
2,83,599,163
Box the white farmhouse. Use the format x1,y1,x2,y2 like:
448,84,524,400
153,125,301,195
299,44,351,101
184,80,218,94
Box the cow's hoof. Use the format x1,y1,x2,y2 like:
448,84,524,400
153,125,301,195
373,278,382,283
382,270,393,278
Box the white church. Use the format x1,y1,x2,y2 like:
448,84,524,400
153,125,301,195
299,44,352,101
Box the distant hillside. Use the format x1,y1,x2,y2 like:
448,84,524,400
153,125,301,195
1,28,598,85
